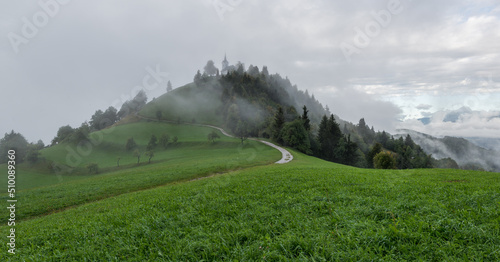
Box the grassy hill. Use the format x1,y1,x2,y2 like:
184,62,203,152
2,148,499,261
0,121,280,223
140,82,225,126
1,122,274,190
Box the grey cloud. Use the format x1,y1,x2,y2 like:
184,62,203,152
1,0,499,144
315,86,402,133
399,108,500,138
416,104,432,110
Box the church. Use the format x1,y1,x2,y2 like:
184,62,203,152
221,54,236,75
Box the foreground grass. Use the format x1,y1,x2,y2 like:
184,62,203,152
2,151,499,261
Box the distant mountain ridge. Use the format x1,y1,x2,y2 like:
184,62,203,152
465,137,500,151
397,129,500,172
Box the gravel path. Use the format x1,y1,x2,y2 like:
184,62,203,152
199,124,293,164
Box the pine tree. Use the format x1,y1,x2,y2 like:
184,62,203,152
272,106,285,143
194,70,202,85
147,134,157,151
166,80,173,92
301,105,311,131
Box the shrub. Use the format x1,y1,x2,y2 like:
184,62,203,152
125,138,137,151
373,151,396,169
86,163,99,174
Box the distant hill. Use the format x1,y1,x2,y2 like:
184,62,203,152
397,129,500,172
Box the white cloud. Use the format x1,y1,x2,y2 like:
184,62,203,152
398,107,500,138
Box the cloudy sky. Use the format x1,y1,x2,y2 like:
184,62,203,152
1,0,499,144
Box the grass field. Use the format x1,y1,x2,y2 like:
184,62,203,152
0,122,280,224
0,121,263,191
1,146,499,261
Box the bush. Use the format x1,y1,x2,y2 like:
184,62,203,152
159,134,170,148
373,151,396,169
207,131,220,143
125,138,137,151
86,163,99,174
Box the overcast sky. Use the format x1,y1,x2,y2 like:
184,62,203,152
1,0,499,144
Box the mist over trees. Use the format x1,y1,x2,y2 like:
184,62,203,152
25,57,487,172
187,59,436,169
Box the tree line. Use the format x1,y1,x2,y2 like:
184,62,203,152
193,60,435,169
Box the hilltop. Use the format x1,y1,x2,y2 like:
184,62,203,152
138,62,439,171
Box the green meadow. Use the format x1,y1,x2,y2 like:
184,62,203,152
1,121,499,261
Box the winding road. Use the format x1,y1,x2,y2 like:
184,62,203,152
137,115,293,164
198,124,293,164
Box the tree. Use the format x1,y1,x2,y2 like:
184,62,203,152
86,163,99,174
338,135,358,166
52,125,74,145
374,151,396,169
0,130,29,164
166,80,173,92
317,115,330,159
301,105,311,131
35,139,45,150
25,146,40,165
235,120,249,144
366,143,383,168
147,134,157,150
204,60,218,76
398,146,414,169
247,65,260,76
125,138,137,151
357,118,367,133
159,134,170,148
316,114,343,162
89,106,118,131
89,110,104,131
118,91,147,119
103,106,118,127
133,149,141,164
405,134,415,148
272,106,285,144
261,66,269,77
156,110,162,121
327,115,342,147
172,136,178,143
236,61,245,74
207,130,220,143
145,150,154,163
281,119,311,154
68,123,90,144
194,70,202,85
